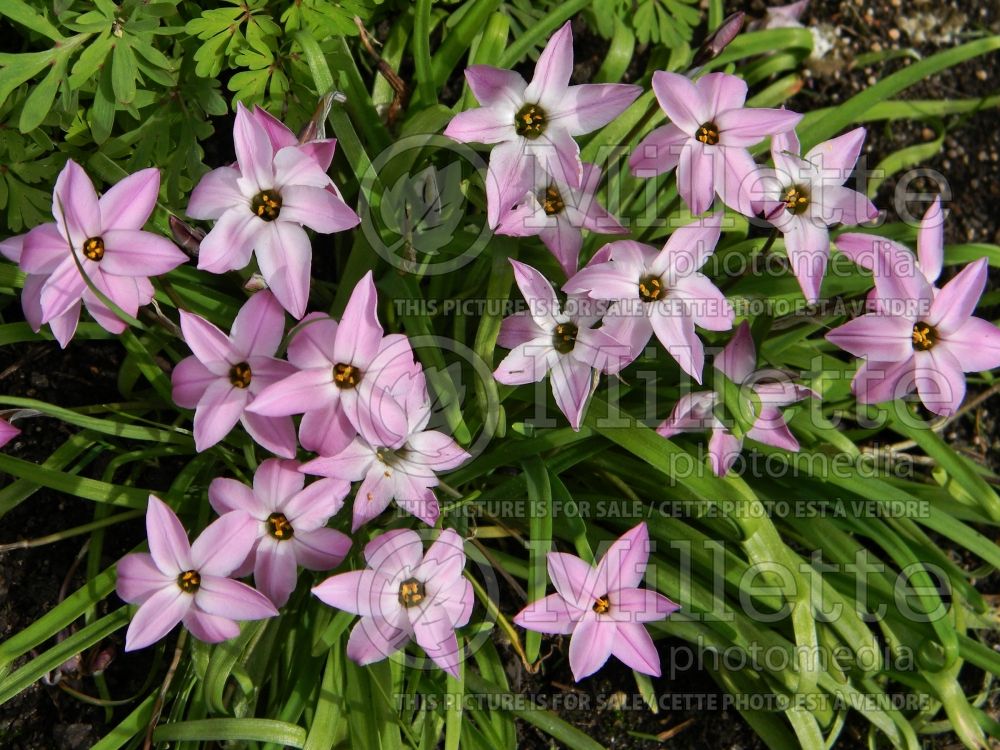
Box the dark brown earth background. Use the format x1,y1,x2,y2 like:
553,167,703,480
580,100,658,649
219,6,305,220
1,0,998,748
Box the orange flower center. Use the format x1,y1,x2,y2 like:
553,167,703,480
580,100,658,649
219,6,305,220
784,185,810,215
333,362,362,389
177,569,201,593
638,274,665,302
911,322,937,351
251,189,282,221
539,184,565,215
266,512,294,540
696,122,720,145
552,322,577,354
229,361,252,388
398,577,426,607
82,236,105,261
514,104,546,139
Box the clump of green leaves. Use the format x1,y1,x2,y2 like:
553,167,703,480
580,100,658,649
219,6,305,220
0,0,384,223
591,0,701,47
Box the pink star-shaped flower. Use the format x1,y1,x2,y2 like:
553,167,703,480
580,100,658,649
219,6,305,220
187,103,359,318
630,71,801,216
445,21,640,226
116,496,277,650
6,161,186,345
514,523,678,681
172,291,297,456
208,459,352,607
312,528,473,676
564,216,734,383
658,322,814,475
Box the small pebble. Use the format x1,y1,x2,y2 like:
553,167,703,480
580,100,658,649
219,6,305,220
888,28,900,40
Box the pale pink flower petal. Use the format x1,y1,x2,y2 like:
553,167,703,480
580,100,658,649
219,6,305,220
594,522,650,592
784,219,830,304
124,585,191,652
463,65,527,108
612,588,680,623
512,593,579,634
939,317,1000,372
281,477,350,530
171,357,217,408
568,615,616,681
98,167,160,230
444,107,513,144
312,570,387,616
628,123,687,176
279,184,360,234
19,223,68,275
231,290,285,357
146,496,192,575
190,511,258,576
677,141,717,215
293,528,352,571
346,617,409,665
182,609,241,643
915,348,966,416
412,609,462,677
820,185,877,226
194,575,279,619
187,166,245,221
746,407,801,451
708,428,743,476
550,83,642,135
695,72,747,115
196,209,258,273
250,104,298,151
547,552,595,609
116,553,173,603
851,357,916,405
549,356,593,430
825,314,914,361
241,412,298,459
804,127,866,175
193,380,248,451
248,368,337,416
608,621,661,676
715,321,756,383
497,311,544,349
657,391,718,437
928,257,987,334
333,271,383,366
253,537,299,607
651,71,706,132
715,107,801,147
208,477,268,518
233,102,275,190
299,402,355,457
53,159,101,243
255,221,312,319
485,140,530,228
650,308,705,383
524,21,573,106
917,197,944,283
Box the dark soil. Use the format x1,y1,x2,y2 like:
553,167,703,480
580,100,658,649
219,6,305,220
1,0,998,749
0,342,156,749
